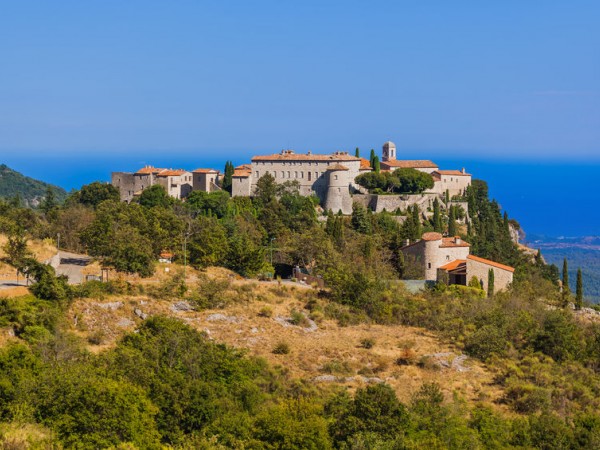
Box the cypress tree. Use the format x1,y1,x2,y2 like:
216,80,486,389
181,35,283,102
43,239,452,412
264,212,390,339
487,269,495,298
412,205,421,240
222,161,234,193
448,206,457,236
576,268,583,310
373,156,381,173
432,198,442,232
355,147,360,158
351,202,371,234
369,149,376,168
562,258,570,296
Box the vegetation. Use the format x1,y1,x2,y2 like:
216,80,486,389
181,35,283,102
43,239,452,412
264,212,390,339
0,164,67,207
355,168,434,194
1,171,599,447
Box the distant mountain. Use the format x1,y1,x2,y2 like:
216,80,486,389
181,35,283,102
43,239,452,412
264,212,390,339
0,164,67,207
526,235,600,304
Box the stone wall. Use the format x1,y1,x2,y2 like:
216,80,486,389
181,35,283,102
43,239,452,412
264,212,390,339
353,193,441,213
466,258,513,292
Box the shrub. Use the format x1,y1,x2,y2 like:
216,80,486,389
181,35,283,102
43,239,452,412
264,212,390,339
289,309,309,327
360,338,376,349
258,306,273,318
464,325,509,360
272,342,290,354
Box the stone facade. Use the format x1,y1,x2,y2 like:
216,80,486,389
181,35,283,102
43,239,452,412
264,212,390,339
427,170,472,198
466,255,514,292
112,166,218,202
401,232,514,292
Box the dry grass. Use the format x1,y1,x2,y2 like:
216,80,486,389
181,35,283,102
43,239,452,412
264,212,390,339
67,272,504,407
0,235,57,280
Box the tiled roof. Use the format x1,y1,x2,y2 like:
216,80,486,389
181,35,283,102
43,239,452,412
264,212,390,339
193,168,219,174
439,259,466,271
135,166,166,174
157,169,187,177
382,160,438,169
434,170,471,176
326,164,349,171
359,158,372,170
422,232,443,241
252,150,360,162
467,255,515,273
233,165,251,178
441,237,470,248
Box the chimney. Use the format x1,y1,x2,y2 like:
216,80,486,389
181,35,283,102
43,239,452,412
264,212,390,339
455,236,461,244
403,239,410,247
462,168,466,174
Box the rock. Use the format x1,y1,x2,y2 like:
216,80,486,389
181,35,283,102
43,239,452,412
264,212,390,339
117,318,134,328
96,301,123,310
313,375,337,383
171,301,194,312
206,313,242,323
134,308,148,320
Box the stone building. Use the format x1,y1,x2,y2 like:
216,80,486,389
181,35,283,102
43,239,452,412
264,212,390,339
231,150,363,214
429,169,472,198
401,232,514,292
112,166,217,202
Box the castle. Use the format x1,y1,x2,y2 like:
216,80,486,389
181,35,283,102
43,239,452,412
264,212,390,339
112,141,471,212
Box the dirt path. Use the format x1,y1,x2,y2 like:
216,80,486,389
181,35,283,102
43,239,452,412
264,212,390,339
55,251,92,284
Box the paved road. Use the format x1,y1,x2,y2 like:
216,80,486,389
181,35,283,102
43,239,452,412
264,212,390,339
55,251,92,284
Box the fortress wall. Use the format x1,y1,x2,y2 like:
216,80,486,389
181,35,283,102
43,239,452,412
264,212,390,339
369,193,440,213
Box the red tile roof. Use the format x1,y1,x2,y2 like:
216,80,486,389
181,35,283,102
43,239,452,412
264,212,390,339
157,169,187,177
233,165,252,178
252,150,360,162
326,164,349,171
422,232,443,241
467,255,515,273
439,259,466,271
441,237,470,248
135,166,166,174
382,160,438,169
193,168,219,174
434,170,471,176
359,158,372,170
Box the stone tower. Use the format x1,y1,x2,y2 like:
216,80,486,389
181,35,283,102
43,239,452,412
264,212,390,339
382,141,396,162
324,164,353,215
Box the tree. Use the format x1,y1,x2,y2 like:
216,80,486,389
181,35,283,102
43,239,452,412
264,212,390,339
373,156,380,173
40,187,58,215
188,216,229,268
355,147,360,158
432,198,442,232
139,185,172,209
448,206,457,236
70,181,120,208
562,258,571,298
487,268,495,298
351,202,371,234
576,268,583,310
222,161,234,193
369,149,376,169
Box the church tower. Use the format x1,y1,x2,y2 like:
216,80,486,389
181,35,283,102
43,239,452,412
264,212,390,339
382,141,396,162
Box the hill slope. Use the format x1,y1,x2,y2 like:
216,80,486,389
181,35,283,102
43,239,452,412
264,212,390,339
0,164,67,207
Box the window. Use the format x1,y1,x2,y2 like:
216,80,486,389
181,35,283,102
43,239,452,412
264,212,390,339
428,263,432,269
315,171,318,179
256,171,259,178
301,172,304,179
308,172,312,181
295,171,298,178
334,175,338,180
446,255,450,260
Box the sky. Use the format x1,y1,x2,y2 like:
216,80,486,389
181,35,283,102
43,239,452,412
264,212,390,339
0,1,599,235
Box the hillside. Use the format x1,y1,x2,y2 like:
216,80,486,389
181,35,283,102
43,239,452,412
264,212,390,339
0,164,67,206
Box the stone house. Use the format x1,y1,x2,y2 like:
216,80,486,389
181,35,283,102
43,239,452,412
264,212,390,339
401,232,514,292
155,170,193,199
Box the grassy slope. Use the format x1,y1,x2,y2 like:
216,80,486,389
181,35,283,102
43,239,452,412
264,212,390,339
0,164,67,206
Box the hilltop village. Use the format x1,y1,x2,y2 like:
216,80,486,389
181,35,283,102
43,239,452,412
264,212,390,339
112,141,512,291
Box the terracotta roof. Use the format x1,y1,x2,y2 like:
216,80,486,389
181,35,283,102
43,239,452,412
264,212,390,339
441,237,470,248
252,150,360,162
359,158,372,170
434,170,471,176
326,164,349,171
193,168,219,174
157,169,187,177
439,259,466,271
135,166,166,174
431,172,441,182
382,160,438,169
422,232,443,241
232,166,251,178
467,255,515,273
160,251,174,259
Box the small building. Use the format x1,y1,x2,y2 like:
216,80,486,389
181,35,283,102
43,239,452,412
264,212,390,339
401,232,514,292
155,169,193,199
192,168,220,192
429,169,472,199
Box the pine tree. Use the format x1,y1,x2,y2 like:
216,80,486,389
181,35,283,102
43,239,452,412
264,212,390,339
41,187,57,214
487,269,495,298
355,147,360,158
448,206,457,236
432,198,442,232
351,203,371,234
576,268,583,310
562,258,570,296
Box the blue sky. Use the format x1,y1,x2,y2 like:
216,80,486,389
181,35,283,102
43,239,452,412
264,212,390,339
0,1,598,158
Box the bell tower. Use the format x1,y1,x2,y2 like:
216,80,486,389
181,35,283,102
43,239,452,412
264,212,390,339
382,141,396,161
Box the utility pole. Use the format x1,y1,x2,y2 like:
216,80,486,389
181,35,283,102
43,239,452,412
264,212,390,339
57,233,60,251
